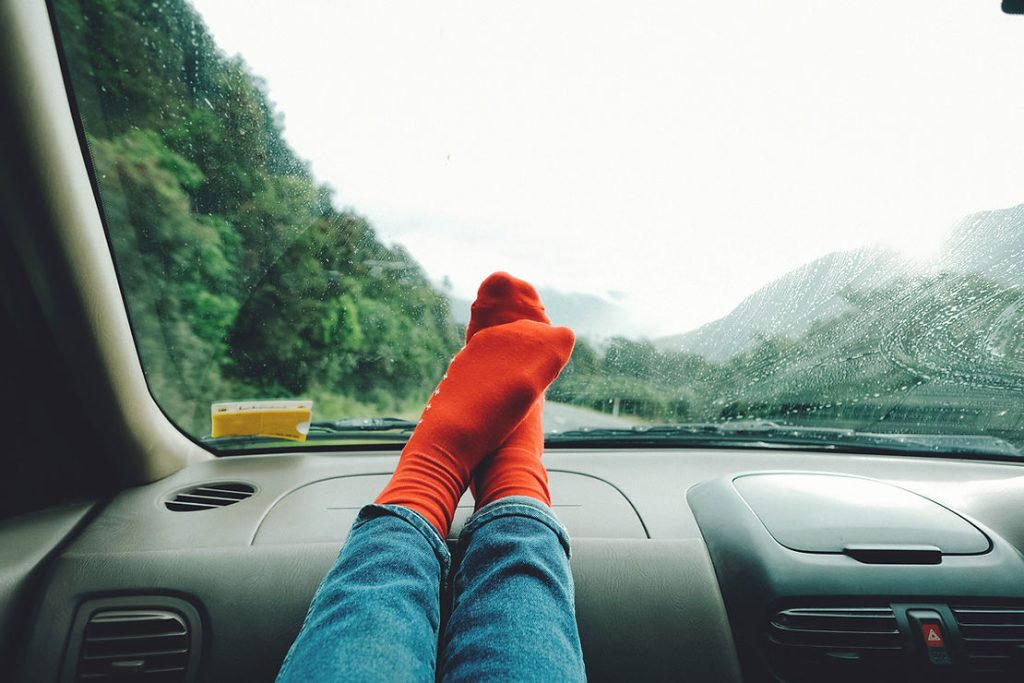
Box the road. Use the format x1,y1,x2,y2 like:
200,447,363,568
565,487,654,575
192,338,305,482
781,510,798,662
543,401,639,432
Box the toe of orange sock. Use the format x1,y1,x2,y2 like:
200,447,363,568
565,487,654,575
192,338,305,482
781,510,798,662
467,272,551,340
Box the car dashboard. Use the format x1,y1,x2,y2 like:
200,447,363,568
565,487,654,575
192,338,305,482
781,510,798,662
14,446,1024,682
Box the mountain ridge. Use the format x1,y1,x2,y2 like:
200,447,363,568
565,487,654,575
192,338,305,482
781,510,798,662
656,202,1024,361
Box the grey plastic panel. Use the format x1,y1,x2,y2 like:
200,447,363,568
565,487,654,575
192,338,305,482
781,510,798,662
572,539,743,683
733,472,990,554
252,471,648,544
0,501,94,670
60,449,1024,554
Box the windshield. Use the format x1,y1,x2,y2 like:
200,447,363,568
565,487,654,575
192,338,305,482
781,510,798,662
50,0,1024,455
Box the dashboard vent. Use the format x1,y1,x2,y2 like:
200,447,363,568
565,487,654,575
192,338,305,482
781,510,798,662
76,609,190,682
766,607,907,682
952,605,1024,682
165,482,254,511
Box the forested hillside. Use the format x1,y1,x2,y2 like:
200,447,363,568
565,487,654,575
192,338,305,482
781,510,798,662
53,0,464,434
552,265,1024,445
656,248,904,361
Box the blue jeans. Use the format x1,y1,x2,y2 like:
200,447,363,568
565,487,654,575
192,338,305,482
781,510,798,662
276,497,586,682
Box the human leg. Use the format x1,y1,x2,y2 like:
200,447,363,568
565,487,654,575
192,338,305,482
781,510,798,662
275,504,448,683
440,273,585,682
440,497,586,683
279,274,574,682
467,272,557,509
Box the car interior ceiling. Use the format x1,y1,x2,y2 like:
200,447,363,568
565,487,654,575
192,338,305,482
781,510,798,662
4,1,1024,682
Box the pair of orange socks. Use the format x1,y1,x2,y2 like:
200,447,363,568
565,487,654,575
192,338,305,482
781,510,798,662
375,273,571,536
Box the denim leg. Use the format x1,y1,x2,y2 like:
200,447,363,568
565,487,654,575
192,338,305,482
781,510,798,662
440,496,586,682
276,504,450,683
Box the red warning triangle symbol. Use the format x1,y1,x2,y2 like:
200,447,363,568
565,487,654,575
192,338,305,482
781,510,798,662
922,624,945,647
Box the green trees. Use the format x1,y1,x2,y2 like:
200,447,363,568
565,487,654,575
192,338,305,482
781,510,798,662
54,0,461,435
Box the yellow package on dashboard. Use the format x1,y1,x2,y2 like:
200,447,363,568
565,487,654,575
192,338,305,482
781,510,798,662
211,400,313,441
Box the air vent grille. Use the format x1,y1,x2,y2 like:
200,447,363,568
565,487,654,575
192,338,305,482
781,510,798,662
952,605,1024,682
766,607,907,683
165,482,254,511
77,610,189,682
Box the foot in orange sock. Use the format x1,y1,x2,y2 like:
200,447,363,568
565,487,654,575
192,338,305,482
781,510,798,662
471,400,549,508
465,271,551,339
375,316,574,537
466,273,557,509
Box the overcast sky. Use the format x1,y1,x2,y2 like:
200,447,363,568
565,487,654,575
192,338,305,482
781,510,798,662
189,0,1023,337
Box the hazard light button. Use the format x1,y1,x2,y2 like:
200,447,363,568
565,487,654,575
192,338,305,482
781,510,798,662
922,623,945,648
908,610,953,666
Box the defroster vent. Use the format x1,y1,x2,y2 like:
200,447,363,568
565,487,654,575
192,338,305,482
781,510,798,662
766,607,907,683
165,482,254,511
952,605,1024,682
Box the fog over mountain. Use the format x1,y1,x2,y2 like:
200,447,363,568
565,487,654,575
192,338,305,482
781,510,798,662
656,247,908,360
446,288,630,340
656,203,1024,361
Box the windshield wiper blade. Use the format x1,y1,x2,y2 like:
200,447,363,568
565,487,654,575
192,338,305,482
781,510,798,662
202,416,418,448
308,417,418,433
545,420,1021,457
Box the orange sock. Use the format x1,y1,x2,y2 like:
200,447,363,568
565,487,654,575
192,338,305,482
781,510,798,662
466,273,556,509
465,271,551,338
375,317,574,536
471,400,549,508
